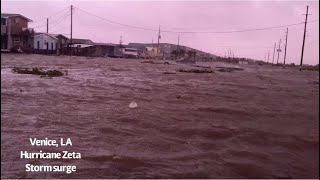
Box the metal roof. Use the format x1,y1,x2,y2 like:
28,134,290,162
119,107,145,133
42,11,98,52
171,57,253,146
34,33,58,40
71,38,94,45
1,13,33,22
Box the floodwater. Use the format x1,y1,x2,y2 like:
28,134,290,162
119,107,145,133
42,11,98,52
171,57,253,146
1,53,319,178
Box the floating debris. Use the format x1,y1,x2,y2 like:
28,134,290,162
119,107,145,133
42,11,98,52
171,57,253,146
12,67,65,77
129,101,138,109
177,69,214,73
217,68,232,72
216,67,244,72
112,154,121,160
163,72,176,74
141,61,171,65
192,65,211,69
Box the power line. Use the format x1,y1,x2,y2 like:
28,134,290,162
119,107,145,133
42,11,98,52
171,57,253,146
211,45,272,49
47,6,69,19
74,5,318,34
75,6,158,32
32,24,47,29
30,7,69,23
31,13,69,31
49,12,70,27
51,26,70,33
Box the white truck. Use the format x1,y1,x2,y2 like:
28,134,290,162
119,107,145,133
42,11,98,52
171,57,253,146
123,48,139,59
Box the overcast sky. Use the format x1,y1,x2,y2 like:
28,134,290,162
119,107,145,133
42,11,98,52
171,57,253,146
2,0,319,65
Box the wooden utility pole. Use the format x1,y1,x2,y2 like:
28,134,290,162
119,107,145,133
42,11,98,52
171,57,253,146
177,34,180,60
47,18,49,33
272,42,276,64
7,18,12,49
157,25,160,58
119,36,123,45
70,5,73,56
277,39,281,64
267,50,270,63
300,6,309,71
283,28,288,68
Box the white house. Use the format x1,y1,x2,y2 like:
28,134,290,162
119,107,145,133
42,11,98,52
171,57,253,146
33,33,58,50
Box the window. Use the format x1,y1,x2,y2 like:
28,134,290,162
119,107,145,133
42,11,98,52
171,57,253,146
125,49,137,52
51,43,53,50
37,41,39,49
15,18,20,24
1,18,6,26
13,37,20,42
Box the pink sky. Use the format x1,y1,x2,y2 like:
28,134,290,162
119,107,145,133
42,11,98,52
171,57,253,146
2,0,319,65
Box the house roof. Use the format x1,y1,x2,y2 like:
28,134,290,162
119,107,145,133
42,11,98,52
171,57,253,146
34,32,69,40
71,44,94,48
93,42,120,47
49,33,69,40
34,33,58,40
1,13,33,22
71,38,94,45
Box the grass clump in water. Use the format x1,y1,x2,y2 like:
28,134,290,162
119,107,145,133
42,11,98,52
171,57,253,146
12,67,64,77
177,69,214,73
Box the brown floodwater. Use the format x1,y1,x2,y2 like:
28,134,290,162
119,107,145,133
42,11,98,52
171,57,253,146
1,53,319,178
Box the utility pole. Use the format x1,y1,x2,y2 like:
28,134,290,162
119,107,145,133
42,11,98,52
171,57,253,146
283,28,288,68
7,18,12,50
70,5,73,56
47,18,49,34
277,39,281,64
177,34,180,60
157,25,161,59
119,36,123,45
300,5,310,71
272,42,276,64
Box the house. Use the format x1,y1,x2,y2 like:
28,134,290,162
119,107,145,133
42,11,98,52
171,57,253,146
81,43,125,57
49,33,69,54
1,13,34,51
33,33,58,54
69,38,95,55
70,38,94,47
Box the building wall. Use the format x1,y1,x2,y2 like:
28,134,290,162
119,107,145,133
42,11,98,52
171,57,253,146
1,23,6,34
7,17,28,35
2,16,33,49
34,34,57,50
57,37,69,49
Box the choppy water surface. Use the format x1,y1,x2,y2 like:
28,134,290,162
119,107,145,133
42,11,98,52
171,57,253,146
1,54,319,178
